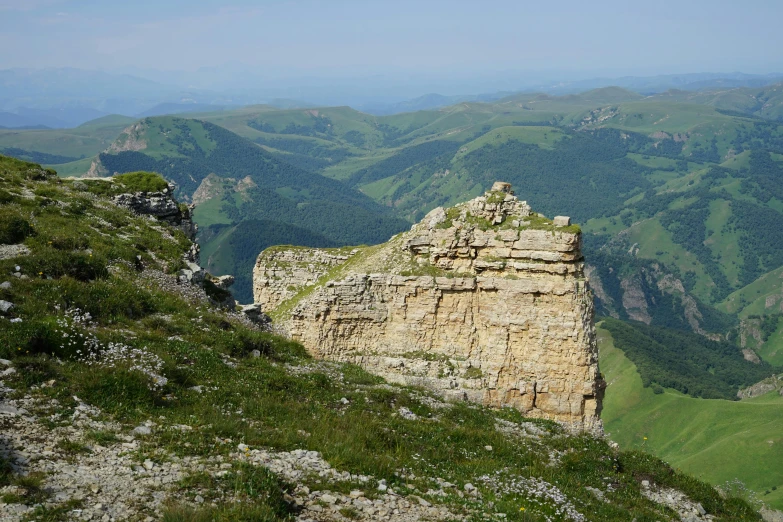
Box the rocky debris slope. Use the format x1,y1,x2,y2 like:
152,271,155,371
0,386,461,522
0,356,737,522
254,183,605,431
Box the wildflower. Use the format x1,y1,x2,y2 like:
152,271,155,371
520,506,525,511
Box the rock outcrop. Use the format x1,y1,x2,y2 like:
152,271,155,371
112,182,197,240
254,183,604,431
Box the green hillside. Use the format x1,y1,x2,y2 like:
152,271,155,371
94,116,409,302
0,114,136,166
599,326,783,510
199,220,337,301
649,83,783,121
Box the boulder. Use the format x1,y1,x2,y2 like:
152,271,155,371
212,275,235,290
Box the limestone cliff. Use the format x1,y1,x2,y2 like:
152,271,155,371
254,183,605,430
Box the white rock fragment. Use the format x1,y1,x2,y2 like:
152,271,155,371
133,425,152,436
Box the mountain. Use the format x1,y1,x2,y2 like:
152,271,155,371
598,324,783,510
164,94,783,504
10,106,109,128
0,111,44,128
92,116,410,301
649,82,783,121
0,67,249,119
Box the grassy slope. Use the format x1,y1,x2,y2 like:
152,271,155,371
756,317,783,366
599,326,783,509
719,266,783,317
0,115,135,159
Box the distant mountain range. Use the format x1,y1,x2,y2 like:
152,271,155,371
2,67,783,128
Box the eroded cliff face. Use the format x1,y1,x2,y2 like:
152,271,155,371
254,183,605,431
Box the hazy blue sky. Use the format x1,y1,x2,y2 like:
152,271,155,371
1,0,781,77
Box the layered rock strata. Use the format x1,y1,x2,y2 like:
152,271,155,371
112,182,197,240
254,183,604,430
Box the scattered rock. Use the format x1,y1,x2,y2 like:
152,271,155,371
211,274,235,289
0,300,14,313
0,245,31,261
133,425,152,436
761,507,783,522
398,407,418,420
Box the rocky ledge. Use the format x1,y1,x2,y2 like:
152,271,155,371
254,183,605,431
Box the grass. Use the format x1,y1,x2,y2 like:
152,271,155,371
719,265,783,318
45,156,94,177
21,499,85,522
163,463,294,521
599,326,783,510
56,438,91,455
0,115,132,159
457,126,567,155
704,198,743,287
622,216,715,303
192,196,233,227
85,430,120,445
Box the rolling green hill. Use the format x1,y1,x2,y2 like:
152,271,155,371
0,114,136,168
599,325,783,510
649,82,783,121
93,116,410,302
